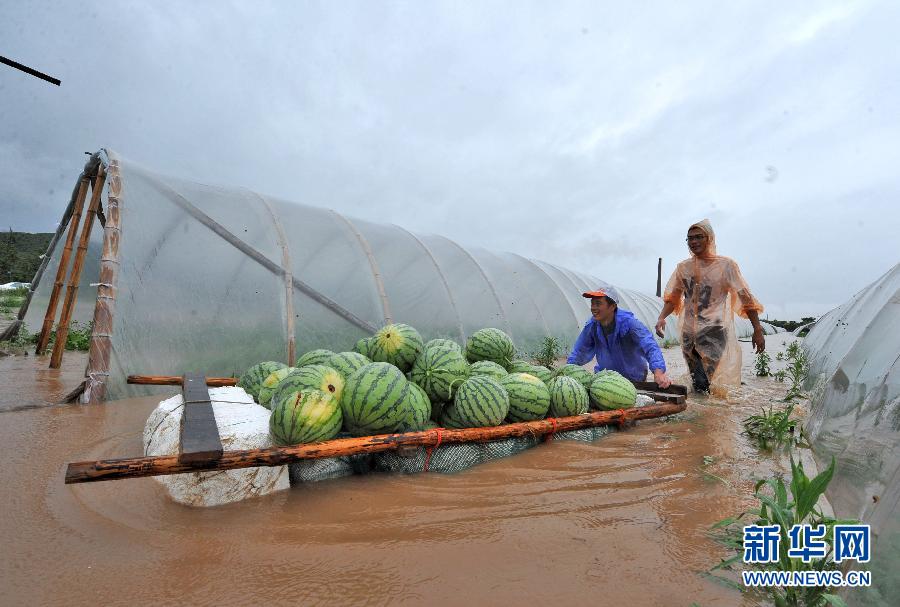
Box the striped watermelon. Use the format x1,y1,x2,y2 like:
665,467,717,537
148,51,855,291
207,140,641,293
400,382,432,432
258,366,296,408
425,338,462,353
269,389,342,445
295,349,335,368
529,365,553,384
548,376,589,417
369,323,424,372
465,328,515,369
441,376,509,428
354,337,375,358
237,361,287,400
410,345,470,402
324,351,371,379
501,373,551,422
341,362,412,436
469,360,508,380
273,365,345,408
589,370,637,409
506,360,534,374
554,364,593,390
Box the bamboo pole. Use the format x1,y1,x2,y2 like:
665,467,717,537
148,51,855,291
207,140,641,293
35,177,90,354
50,167,106,368
64,402,686,484
82,157,123,404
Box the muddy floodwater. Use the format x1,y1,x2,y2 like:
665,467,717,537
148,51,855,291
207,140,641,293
1,335,806,606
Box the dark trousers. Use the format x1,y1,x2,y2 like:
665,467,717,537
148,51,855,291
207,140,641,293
682,325,726,393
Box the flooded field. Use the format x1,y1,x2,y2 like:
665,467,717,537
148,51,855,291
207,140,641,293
0,335,804,606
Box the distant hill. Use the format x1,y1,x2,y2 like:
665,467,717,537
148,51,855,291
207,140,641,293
0,231,54,283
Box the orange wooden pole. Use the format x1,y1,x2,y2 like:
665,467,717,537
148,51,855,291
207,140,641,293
35,177,90,354
64,402,687,484
50,167,106,368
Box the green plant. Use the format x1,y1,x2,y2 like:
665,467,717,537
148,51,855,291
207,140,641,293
755,350,772,377
710,456,856,607
661,337,679,349
743,404,803,450
529,335,565,370
776,341,810,401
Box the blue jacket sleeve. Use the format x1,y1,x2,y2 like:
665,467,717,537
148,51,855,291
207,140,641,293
630,319,666,372
567,321,596,365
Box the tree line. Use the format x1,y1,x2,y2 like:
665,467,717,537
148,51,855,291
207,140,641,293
0,230,53,283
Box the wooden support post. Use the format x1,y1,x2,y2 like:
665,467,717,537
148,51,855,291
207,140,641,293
180,374,223,463
36,177,90,354
656,257,662,298
50,167,106,369
127,375,237,387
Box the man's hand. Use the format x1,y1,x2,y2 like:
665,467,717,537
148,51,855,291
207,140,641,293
652,368,672,389
752,327,765,354
655,318,667,338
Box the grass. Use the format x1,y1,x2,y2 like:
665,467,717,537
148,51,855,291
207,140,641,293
776,341,811,401
743,404,806,451
708,456,856,607
0,321,93,353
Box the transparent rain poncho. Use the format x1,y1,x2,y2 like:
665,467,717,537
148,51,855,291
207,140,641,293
663,219,763,396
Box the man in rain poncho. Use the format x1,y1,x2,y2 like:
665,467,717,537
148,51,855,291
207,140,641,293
655,219,765,396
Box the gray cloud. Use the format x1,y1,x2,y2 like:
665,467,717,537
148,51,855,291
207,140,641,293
1,0,897,319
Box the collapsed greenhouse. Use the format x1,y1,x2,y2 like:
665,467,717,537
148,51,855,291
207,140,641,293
12,149,702,403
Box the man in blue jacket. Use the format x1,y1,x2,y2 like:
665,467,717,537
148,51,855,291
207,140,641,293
567,287,672,388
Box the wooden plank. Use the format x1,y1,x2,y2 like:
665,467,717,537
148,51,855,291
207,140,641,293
64,401,687,484
128,375,236,387
631,380,688,396
179,373,223,464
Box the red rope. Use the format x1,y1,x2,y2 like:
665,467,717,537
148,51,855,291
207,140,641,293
423,427,443,472
544,417,559,442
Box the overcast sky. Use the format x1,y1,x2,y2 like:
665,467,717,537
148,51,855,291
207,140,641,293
2,1,898,319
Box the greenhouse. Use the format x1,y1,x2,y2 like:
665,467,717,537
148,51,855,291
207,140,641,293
802,263,900,604
19,150,682,403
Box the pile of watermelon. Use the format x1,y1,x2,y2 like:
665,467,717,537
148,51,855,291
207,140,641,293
236,324,642,447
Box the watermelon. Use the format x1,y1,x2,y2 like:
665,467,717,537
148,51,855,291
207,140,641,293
506,360,534,374
324,351,371,379
589,370,637,409
269,389,342,445
554,364,593,390
501,373,551,422
354,337,375,358
369,323,424,372
410,345,470,402
341,362,412,436
425,338,462,352
400,382,432,432
258,366,296,408
295,349,335,368
469,360,508,380
442,376,509,428
465,328,515,369
273,365,345,408
548,376,589,417
529,365,553,384
237,361,287,400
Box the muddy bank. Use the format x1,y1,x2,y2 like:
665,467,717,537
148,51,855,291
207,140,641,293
0,335,803,606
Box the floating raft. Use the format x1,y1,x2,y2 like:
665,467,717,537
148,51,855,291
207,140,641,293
64,374,688,485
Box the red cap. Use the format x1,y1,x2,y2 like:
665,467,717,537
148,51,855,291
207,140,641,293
582,290,608,298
